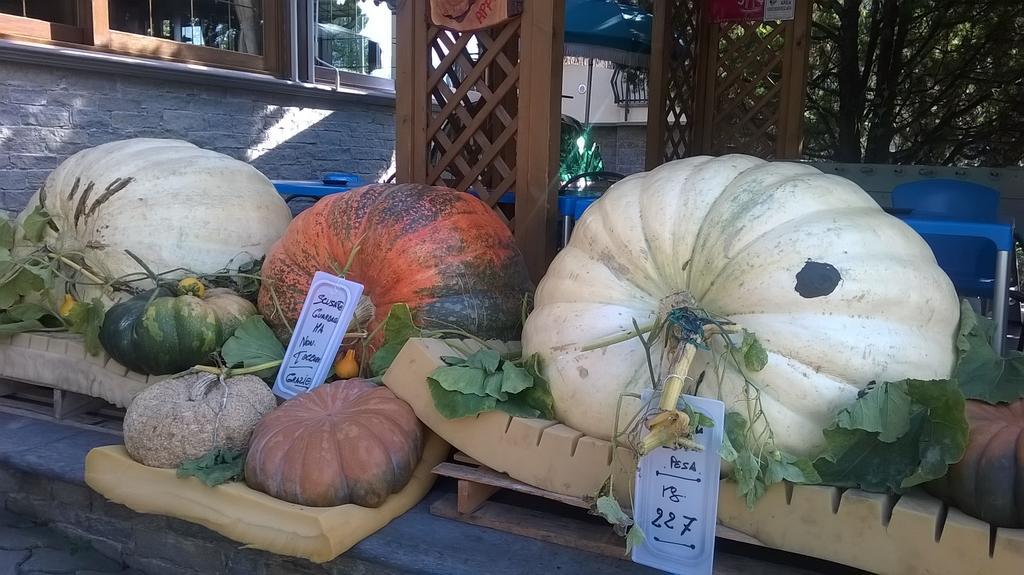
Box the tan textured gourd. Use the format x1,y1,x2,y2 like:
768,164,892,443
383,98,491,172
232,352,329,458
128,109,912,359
122,372,276,468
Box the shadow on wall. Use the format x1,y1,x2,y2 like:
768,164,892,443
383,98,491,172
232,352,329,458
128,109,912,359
0,61,397,215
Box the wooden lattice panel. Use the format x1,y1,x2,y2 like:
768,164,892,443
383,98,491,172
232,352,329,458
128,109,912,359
424,21,521,210
662,0,700,162
648,0,811,165
708,21,787,158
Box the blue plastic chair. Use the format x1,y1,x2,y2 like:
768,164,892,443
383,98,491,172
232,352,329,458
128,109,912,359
891,179,1002,299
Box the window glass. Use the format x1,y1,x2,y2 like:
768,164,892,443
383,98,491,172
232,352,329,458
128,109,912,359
0,0,78,25
316,0,394,79
109,0,263,55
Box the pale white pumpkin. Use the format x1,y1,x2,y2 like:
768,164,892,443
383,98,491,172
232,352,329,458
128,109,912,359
522,155,959,456
19,138,291,303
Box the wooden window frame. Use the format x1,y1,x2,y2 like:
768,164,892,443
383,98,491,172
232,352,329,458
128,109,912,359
308,1,396,91
0,1,286,76
104,0,285,75
0,2,86,45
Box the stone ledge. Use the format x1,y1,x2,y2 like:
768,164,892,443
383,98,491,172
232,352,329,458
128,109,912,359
0,412,656,575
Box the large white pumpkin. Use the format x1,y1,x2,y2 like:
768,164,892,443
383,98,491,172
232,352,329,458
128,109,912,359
522,155,960,456
19,138,291,302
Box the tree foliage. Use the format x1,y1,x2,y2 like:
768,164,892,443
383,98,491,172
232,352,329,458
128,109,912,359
805,0,1024,166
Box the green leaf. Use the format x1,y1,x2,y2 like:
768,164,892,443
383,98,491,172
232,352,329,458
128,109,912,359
428,378,497,418
19,205,51,244
769,456,821,485
495,398,542,418
176,448,246,487
5,302,51,322
79,299,105,356
722,412,748,457
0,319,45,334
512,354,555,419
740,330,768,372
835,381,912,442
440,355,467,366
625,525,645,555
813,379,967,492
430,365,488,396
901,379,970,487
221,316,285,378
734,449,760,501
0,218,14,249
954,301,1024,403
0,268,45,309
466,349,502,373
482,372,508,400
500,362,534,395
593,495,633,535
369,303,421,376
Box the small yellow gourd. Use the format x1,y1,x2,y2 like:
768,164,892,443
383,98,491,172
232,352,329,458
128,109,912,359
334,349,360,379
177,277,206,298
59,294,78,319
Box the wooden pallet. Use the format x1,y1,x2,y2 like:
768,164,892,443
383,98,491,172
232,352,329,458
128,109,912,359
430,453,766,560
0,377,124,435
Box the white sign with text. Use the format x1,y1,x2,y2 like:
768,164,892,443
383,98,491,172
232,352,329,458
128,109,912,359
764,0,796,21
631,394,725,575
273,271,364,400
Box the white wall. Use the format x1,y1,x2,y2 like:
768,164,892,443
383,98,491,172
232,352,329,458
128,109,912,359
561,61,647,125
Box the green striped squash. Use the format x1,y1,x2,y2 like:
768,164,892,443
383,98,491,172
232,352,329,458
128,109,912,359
99,287,255,375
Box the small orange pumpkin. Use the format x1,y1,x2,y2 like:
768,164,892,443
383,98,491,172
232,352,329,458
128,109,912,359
244,379,423,508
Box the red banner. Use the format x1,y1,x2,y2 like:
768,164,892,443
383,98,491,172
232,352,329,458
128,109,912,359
709,0,796,23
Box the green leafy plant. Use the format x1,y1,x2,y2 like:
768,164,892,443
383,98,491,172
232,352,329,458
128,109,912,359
427,348,555,419
954,300,1024,403
176,447,246,487
0,207,107,351
220,315,286,380
811,379,968,492
369,303,421,376
559,115,604,184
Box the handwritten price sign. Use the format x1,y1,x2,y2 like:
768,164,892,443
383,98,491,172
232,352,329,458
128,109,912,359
631,394,725,575
273,271,364,400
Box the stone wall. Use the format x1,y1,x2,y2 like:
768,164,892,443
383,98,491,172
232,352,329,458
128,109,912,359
0,60,396,216
589,125,646,176
0,464,388,575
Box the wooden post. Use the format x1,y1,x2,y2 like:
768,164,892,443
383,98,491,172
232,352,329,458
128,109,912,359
776,0,813,159
692,17,720,156
395,1,429,184
645,0,672,170
84,0,109,48
515,0,564,282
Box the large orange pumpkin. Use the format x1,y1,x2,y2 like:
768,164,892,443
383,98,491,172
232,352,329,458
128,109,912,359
244,379,424,508
926,399,1024,527
257,183,533,345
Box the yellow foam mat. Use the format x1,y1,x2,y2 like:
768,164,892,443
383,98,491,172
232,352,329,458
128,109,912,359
0,332,160,407
385,338,1024,575
85,432,451,563
717,480,1024,575
383,338,636,501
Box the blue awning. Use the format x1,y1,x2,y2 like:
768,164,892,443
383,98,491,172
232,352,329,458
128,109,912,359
564,0,652,67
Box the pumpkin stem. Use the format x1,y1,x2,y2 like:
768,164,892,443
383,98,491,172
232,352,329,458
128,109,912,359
354,295,375,328
188,373,221,401
123,249,162,285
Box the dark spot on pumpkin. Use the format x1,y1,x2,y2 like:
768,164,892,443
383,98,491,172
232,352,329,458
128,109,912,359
795,260,841,298
577,366,589,379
